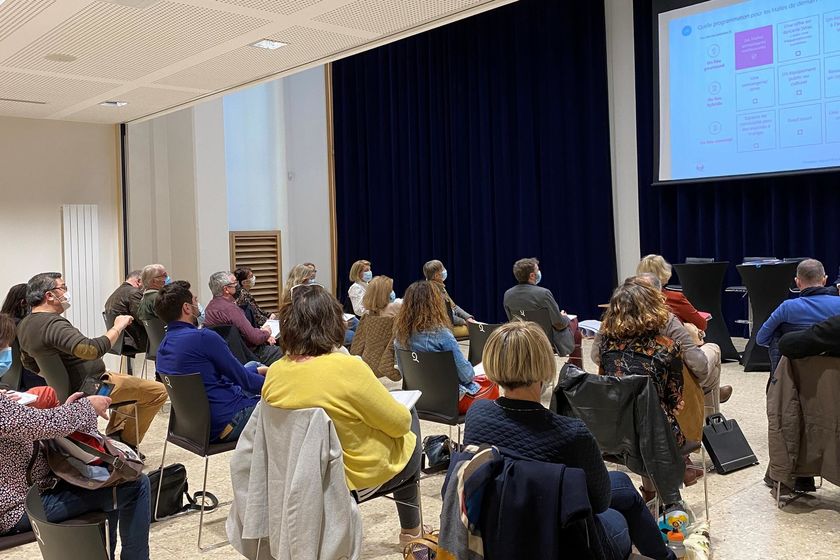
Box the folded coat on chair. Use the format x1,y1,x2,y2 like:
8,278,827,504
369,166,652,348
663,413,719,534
226,402,363,560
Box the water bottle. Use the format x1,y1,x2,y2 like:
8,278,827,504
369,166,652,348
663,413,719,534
666,530,686,558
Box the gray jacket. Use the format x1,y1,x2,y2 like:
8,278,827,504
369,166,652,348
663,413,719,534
226,403,362,560
503,283,573,355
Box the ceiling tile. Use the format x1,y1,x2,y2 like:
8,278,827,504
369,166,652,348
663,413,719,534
0,0,55,43
0,70,116,118
314,0,489,34
212,0,323,16
63,85,202,122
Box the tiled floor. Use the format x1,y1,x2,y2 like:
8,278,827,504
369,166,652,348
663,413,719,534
4,338,838,559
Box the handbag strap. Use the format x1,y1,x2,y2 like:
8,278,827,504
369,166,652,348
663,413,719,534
402,533,440,559
70,438,139,477
184,490,219,513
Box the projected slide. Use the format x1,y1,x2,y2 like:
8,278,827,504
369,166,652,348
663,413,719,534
659,0,840,181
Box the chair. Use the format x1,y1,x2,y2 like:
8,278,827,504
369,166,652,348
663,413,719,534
140,317,166,379
0,529,35,551
32,354,140,450
102,311,135,374
208,325,260,365
397,349,465,443
466,322,503,365
156,372,238,550
25,486,109,560
0,339,24,391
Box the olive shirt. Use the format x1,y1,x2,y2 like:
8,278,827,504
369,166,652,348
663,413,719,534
16,312,110,392
137,290,159,322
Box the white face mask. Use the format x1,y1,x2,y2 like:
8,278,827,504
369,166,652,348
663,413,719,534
250,275,257,286
52,290,71,311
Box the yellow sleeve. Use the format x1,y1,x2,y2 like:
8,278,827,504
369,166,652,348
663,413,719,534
346,359,411,438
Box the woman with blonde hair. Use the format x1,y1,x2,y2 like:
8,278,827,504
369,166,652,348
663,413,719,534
347,260,372,316
463,321,675,560
637,254,707,331
282,263,358,345
394,281,497,413
350,276,401,380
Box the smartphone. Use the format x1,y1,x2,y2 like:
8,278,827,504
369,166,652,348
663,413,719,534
96,382,114,397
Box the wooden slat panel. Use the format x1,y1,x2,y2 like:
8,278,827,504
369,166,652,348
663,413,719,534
229,230,282,314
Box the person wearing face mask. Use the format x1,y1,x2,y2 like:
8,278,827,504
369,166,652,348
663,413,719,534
136,263,170,322
349,276,402,381
0,284,46,390
15,272,167,449
155,281,266,443
347,260,372,316
104,270,148,357
422,259,475,338
234,267,275,328
502,258,579,362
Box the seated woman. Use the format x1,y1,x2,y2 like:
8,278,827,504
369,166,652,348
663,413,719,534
282,264,358,346
347,259,372,316
0,315,151,559
262,284,422,545
637,254,707,331
394,281,497,414
234,267,274,328
1,284,45,390
350,276,401,380
464,321,675,560
422,260,474,338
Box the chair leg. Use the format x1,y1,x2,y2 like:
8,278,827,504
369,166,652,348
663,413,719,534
140,357,147,380
154,438,169,521
456,424,462,446
198,455,209,550
701,442,710,521
133,404,140,455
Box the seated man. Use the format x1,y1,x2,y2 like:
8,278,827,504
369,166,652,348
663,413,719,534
636,272,731,412
16,272,167,448
104,269,147,354
423,259,474,338
137,263,169,322
204,271,282,365
155,281,266,443
502,258,579,362
778,314,840,360
757,258,840,376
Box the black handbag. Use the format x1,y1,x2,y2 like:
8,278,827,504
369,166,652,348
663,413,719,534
148,463,218,521
702,413,759,474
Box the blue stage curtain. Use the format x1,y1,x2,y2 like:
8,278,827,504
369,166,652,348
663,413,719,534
332,0,617,322
634,0,840,333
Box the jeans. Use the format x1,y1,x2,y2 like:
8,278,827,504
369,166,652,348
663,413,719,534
604,471,675,560
368,410,422,529
596,508,631,560
213,402,258,443
12,476,151,560
344,316,359,346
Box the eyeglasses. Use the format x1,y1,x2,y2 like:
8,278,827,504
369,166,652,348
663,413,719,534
51,284,68,293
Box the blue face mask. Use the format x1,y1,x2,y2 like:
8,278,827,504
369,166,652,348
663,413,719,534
197,302,206,324
389,290,396,303
0,347,12,375
535,270,542,285
440,269,448,282
164,275,172,285
361,270,373,282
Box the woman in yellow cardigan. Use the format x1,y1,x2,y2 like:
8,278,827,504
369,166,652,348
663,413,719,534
262,283,422,546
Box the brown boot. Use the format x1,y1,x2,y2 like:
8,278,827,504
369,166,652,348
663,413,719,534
683,455,704,486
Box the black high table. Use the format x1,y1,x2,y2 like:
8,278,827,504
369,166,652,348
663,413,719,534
673,262,739,362
736,261,798,372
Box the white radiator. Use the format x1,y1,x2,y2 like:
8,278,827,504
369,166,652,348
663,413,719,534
61,204,102,338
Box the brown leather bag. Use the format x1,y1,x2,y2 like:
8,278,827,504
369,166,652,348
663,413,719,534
41,432,144,490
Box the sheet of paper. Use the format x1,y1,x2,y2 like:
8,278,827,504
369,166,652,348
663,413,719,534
3,391,37,406
390,390,422,410
473,362,486,377
343,313,356,322
264,319,280,338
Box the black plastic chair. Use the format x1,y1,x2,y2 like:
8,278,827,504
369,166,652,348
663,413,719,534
140,318,166,379
156,372,238,549
102,311,136,374
25,485,109,560
466,322,503,366
208,325,260,365
0,339,24,391
396,349,465,442
506,307,559,352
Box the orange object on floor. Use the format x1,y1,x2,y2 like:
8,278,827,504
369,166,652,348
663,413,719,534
25,385,59,409
458,377,499,414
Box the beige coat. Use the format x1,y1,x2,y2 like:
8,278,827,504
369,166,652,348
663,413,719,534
767,356,840,486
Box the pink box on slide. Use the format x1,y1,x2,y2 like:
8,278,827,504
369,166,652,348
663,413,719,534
735,26,773,69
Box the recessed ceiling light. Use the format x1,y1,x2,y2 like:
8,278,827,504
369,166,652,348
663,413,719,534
99,100,128,107
44,53,78,62
249,39,287,50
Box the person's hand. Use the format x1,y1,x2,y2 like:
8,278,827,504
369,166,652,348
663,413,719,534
257,366,268,376
1,390,21,402
113,315,133,331
267,336,277,345
466,317,477,324
674,399,685,413
268,313,276,320
560,310,568,316
260,323,272,333
65,392,85,405
86,396,112,419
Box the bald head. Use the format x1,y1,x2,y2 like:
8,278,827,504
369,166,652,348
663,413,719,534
796,259,826,289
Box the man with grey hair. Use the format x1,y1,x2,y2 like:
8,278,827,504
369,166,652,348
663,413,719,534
757,258,840,375
204,271,282,365
104,269,146,354
137,263,169,322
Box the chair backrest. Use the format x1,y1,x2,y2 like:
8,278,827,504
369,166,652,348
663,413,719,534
158,372,212,455
101,311,125,356
25,486,108,560
32,353,71,402
142,318,166,360
466,322,503,365
508,308,554,350
685,257,715,264
208,325,260,364
396,349,461,424
0,339,24,391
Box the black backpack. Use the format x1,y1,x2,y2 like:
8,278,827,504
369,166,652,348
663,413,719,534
148,463,218,521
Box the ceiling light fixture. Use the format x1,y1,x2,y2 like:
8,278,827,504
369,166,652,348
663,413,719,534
99,100,128,107
249,39,287,50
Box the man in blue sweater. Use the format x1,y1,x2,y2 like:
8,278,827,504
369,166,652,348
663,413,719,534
154,281,266,443
756,259,840,377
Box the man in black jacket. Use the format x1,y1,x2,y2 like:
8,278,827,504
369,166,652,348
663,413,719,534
778,314,840,359
104,270,146,353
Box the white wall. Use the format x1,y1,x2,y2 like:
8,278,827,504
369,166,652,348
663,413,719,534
605,0,642,282
0,116,120,313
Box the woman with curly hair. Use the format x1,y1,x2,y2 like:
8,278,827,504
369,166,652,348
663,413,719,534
594,276,686,448
394,281,497,413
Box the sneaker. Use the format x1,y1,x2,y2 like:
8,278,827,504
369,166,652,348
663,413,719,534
398,525,432,548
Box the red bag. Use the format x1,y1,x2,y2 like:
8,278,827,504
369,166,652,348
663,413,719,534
458,377,499,414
